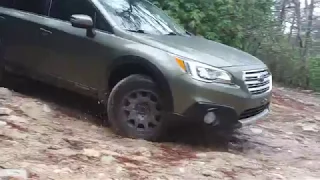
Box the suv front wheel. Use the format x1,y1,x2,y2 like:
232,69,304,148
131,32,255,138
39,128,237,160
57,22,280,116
107,74,167,141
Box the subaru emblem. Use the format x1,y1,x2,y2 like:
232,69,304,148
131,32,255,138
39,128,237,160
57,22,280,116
261,98,268,105
258,74,265,82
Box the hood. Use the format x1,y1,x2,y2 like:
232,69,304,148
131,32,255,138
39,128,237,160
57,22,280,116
129,33,265,68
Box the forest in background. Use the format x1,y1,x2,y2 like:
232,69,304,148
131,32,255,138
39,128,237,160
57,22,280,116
151,0,320,91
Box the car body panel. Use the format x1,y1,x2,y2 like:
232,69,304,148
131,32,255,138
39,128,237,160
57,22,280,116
122,33,265,68
37,18,113,91
0,8,50,74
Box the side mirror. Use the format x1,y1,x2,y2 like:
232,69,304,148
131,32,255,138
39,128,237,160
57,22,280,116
70,14,95,37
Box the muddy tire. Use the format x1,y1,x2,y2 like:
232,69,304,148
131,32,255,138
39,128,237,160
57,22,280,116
107,74,167,141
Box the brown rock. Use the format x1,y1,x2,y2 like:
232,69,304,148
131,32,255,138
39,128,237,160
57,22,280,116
0,88,13,100
83,149,101,158
0,120,7,128
0,169,28,180
0,108,13,116
1,128,27,139
101,155,116,165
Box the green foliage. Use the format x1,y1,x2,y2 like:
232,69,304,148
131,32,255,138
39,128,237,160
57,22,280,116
150,0,319,91
151,0,274,51
310,57,320,91
257,39,309,87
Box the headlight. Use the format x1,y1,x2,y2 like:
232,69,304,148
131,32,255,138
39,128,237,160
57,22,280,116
175,57,233,84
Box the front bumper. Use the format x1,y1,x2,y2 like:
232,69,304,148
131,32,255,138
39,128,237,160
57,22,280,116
183,101,270,128
239,108,269,127
168,65,272,127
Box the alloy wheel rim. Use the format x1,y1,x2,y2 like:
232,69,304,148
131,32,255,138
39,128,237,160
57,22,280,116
121,90,162,132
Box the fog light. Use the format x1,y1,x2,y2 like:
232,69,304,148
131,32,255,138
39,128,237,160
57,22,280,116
204,112,216,124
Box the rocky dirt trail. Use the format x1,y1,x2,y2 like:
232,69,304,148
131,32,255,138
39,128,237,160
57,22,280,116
0,78,320,180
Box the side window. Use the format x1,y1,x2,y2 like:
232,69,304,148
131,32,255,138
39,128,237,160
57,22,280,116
49,0,111,32
13,0,47,15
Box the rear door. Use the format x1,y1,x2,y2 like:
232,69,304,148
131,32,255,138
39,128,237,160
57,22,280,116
0,0,51,76
41,0,115,93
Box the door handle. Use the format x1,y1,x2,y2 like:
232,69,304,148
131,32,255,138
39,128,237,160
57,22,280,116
0,16,6,21
40,28,52,36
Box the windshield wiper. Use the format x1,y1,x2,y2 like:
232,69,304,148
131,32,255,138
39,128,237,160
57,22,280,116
165,31,193,36
165,32,178,36
186,31,194,36
126,29,146,33
127,29,188,36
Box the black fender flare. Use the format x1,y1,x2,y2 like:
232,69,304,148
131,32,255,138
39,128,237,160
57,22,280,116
107,55,174,112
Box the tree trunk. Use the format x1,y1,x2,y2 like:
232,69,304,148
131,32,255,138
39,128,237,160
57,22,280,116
302,0,315,88
292,0,303,52
288,15,296,42
279,0,288,27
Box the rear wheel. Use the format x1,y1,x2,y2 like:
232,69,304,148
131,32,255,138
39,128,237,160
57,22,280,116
107,75,167,141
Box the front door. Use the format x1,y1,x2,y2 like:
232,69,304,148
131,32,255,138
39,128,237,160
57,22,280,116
40,0,115,94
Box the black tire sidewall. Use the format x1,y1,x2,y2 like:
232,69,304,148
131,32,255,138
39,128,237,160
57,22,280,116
107,74,167,141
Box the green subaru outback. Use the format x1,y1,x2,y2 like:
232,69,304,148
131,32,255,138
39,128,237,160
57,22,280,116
0,0,272,140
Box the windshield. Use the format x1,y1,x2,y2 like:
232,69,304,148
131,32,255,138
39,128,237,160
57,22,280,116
97,0,187,35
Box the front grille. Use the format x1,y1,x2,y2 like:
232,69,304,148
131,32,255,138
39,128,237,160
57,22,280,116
239,103,269,119
243,69,272,95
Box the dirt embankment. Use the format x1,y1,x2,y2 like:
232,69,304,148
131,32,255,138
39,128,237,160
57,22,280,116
0,79,320,180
